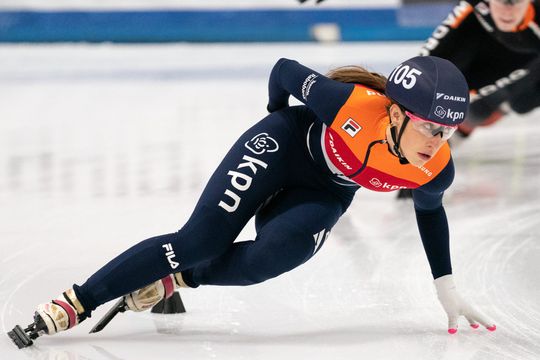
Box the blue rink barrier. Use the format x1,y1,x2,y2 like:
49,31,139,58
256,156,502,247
0,8,438,43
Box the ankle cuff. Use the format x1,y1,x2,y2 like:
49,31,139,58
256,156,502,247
64,288,85,316
173,272,191,288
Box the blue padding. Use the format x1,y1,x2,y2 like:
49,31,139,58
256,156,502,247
0,9,434,43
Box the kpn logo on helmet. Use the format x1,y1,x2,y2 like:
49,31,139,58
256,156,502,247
434,106,446,119
434,106,464,123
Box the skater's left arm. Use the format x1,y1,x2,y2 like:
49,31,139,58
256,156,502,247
266,58,354,126
412,159,496,334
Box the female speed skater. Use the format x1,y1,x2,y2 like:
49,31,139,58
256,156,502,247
9,55,496,349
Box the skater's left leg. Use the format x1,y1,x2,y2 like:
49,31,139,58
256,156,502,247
180,188,344,287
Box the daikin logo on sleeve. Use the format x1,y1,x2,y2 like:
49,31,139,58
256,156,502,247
302,74,318,100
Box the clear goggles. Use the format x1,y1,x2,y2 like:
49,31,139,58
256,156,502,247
405,111,458,141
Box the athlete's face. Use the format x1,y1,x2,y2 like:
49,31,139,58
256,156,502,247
490,0,530,32
389,104,446,167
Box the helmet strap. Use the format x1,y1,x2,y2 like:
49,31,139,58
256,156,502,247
390,115,410,165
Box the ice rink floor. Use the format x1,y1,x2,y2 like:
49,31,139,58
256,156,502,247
0,42,539,360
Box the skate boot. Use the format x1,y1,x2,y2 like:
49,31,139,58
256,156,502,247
151,273,188,314
89,273,189,334
125,273,188,312
8,288,87,349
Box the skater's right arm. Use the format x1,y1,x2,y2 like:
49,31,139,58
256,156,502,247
267,58,355,126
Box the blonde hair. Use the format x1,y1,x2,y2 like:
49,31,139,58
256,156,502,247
326,65,387,94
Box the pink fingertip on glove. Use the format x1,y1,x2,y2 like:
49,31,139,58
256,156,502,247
448,328,458,334
470,324,479,329
487,325,497,332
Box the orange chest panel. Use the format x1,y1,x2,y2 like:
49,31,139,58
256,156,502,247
323,85,451,192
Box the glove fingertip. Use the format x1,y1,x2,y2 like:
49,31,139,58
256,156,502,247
470,324,479,329
487,325,497,332
448,328,458,334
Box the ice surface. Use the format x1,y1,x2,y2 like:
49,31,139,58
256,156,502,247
0,42,539,360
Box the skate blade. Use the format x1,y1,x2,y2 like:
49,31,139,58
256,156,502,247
89,297,127,334
7,325,34,349
151,291,186,314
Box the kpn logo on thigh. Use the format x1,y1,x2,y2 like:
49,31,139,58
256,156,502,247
218,133,279,213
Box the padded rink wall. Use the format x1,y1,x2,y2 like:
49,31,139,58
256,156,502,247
0,0,454,43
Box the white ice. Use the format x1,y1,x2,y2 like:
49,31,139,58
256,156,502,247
0,42,539,360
